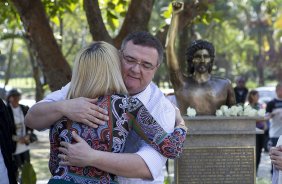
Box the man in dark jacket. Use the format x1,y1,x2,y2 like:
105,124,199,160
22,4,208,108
6,89,34,180
234,77,249,104
0,98,17,184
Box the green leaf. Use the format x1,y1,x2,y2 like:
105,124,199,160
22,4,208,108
162,4,172,19
108,2,116,9
107,10,118,19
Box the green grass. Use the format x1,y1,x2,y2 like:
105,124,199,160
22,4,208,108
256,178,271,184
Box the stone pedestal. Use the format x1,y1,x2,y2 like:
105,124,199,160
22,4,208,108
175,116,258,184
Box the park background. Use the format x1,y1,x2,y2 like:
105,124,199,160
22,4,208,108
1,0,282,183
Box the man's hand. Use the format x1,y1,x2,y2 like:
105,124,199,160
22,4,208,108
19,135,30,144
270,145,282,170
61,97,109,128
59,131,95,167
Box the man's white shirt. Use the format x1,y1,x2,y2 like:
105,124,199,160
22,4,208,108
41,82,175,183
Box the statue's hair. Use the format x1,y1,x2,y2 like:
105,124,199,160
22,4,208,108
67,41,128,99
186,40,215,74
121,31,163,64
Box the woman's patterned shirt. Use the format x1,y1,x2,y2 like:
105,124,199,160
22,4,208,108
49,94,186,184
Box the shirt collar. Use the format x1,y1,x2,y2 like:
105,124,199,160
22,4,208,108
132,83,152,106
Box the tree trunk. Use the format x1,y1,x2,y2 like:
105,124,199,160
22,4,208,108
4,38,14,88
10,0,71,91
257,55,265,86
83,0,113,44
25,37,44,101
84,0,155,48
114,0,155,48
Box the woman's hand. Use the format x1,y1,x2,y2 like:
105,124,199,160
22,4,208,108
62,97,109,128
174,106,188,132
58,131,96,167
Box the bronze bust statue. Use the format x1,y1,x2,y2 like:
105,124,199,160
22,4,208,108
166,2,236,115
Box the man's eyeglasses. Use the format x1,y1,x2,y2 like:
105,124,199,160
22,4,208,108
121,51,158,71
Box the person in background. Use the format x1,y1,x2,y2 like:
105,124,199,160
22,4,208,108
234,76,249,105
247,90,266,172
266,82,282,176
0,98,17,184
266,83,282,152
6,88,33,181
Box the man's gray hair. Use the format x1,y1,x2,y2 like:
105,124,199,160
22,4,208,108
121,31,164,64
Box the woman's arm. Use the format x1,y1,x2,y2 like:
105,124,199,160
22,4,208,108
165,2,185,89
127,97,187,159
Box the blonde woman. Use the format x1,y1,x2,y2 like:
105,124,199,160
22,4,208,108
48,41,186,184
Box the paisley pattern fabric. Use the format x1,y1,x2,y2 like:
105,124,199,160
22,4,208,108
49,94,187,184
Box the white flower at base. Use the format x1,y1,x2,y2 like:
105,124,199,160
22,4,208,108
237,106,244,116
219,105,230,116
216,104,264,117
216,109,223,116
257,109,266,117
188,104,266,117
220,105,228,112
223,109,231,117
230,106,240,116
247,109,258,117
187,107,196,117
243,105,254,116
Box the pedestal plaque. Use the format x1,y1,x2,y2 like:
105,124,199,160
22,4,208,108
175,116,258,184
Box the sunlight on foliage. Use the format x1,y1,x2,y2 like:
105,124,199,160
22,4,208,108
274,14,282,29
99,0,129,35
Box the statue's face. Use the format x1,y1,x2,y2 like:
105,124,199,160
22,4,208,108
192,49,211,74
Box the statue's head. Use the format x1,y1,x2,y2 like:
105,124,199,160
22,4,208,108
186,40,215,74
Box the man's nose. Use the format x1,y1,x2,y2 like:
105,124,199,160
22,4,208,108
131,63,142,73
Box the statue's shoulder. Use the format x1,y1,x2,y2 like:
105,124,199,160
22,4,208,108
211,76,232,84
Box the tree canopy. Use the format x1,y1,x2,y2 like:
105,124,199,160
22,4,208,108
1,0,282,100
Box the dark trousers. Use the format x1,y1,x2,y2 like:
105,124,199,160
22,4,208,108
263,127,269,152
13,150,30,168
13,150,30,180
256,133,264,172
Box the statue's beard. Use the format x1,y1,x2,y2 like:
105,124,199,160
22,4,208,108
194,63,211,74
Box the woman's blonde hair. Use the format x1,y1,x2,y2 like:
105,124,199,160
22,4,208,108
67,41,127,99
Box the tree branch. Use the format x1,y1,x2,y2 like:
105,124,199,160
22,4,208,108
83,0,113,44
